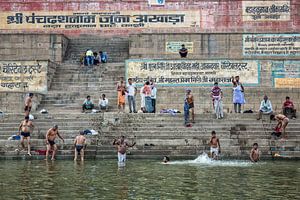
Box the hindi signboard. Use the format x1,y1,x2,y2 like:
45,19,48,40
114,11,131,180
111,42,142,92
166,42,194,54
126,59,260,86
242,1,290,21
243,34,300,56
0,10,200,30
272,61,300,88
0,61,48,93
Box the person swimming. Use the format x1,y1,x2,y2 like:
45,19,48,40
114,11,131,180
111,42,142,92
162,156,170,164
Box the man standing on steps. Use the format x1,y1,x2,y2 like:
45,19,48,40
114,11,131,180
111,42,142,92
45,125,64,161
113,136,136,167
24,93,33,117
17,116,34,156
127,78,137,113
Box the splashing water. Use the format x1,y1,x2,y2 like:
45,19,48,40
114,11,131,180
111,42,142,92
169,152,253,167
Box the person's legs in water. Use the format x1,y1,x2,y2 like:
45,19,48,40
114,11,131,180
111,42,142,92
80,147,84,161
51,144,57,160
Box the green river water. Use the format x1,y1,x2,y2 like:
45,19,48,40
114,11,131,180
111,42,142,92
0,155,299,200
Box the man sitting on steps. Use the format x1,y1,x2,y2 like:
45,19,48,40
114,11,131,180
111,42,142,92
82,95,94,113
282,96,296,119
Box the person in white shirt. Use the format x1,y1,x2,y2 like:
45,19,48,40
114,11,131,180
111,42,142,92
151,81,157,113
127,78,137,113
257,95,273,120
99,94,109,111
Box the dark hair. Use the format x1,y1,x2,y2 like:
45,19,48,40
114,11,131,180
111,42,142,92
29,93,33,97
212,131,216,135
102,94,106,97
145,81,150,85
164,156,170,161
270,114,275,121
128,78,132,81
80,131,84,135
87,95,90,98
253,143,258,146
53,124,58,129
214,82,218,85
25,116,29,120
99,51,103,53
181,44,185,47
286,96,290,99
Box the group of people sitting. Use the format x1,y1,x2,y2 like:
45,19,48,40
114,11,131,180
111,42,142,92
82,94,109,112
80,49,108,66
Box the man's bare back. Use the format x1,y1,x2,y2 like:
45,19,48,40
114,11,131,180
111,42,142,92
75,135,86,145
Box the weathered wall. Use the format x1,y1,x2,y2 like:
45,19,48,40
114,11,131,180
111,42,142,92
0,0,299,36
129,33,300,60
0,60,57,113
0,34,69,62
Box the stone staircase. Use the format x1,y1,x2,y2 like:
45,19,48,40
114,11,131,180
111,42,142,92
0,113,299,160
65,36,129,63
0,35,299,160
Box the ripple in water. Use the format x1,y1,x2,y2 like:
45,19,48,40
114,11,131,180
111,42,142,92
169,153,253,167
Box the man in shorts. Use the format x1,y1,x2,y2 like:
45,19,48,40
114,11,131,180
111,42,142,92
270,114,289,139
209,131,221,160
74,131,86,161
45,125,64,160
18,116,34,156
113,136,136,167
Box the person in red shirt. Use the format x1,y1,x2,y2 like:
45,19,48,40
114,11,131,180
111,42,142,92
282,96,296,119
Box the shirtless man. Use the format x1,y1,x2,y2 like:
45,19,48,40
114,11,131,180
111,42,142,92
270,114,289,139
18,116,34,156
186,89,195,123
24,93,33,117
45,125,64,160
113,136,136,166
250,143,260,162
209,131,221,160
74,131,86,161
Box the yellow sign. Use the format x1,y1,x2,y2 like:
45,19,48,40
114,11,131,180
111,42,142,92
275,78,300,88
0,10,200,30
0,61,48,93
242,1,290,21
166,42,194,54
126,59,260,86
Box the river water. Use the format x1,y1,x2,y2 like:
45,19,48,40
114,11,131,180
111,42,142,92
1,155,299,200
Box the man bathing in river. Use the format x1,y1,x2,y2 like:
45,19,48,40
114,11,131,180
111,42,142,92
24,93,33,117
45,125,64,160
18,116,34,156
113,136,136,166
74,131,86,161
209,131,221,160
250,143,260,162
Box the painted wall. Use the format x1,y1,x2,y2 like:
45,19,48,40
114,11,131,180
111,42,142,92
0,0,299,36
0,34,69,62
